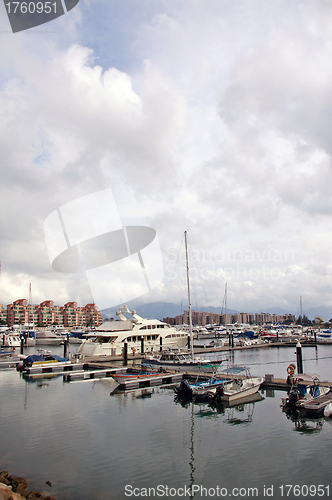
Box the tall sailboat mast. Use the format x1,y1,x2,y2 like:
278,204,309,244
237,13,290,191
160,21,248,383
184,231,194,359
225,283,227,336
28,283,34,336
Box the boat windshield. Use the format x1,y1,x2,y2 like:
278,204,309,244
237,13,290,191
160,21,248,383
180,354,192,360
217,365,248,375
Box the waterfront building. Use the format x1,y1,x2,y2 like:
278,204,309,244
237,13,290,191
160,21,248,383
254,312,295,324
0,303,8,324
2,299,103,327
36,300,56,326
164,309,295,326
84,303,102,327
62,301,80,328
7,299,29,325
53,305,65,326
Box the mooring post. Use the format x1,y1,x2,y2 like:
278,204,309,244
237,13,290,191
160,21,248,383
314,328,317,346
20,336,24,355
140,336,144,355
296,340,303,374
159,336,163,352
123,340,128,366
63,339,68,359
187,335,190,350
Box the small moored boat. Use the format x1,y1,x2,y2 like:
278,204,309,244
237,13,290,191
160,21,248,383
145,350,222,372
17,351,70,372
281,373,331,415
213,366,263,403
175,375,232,401
111,367,168,382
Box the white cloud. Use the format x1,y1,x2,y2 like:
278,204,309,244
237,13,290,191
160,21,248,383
1,1,332,315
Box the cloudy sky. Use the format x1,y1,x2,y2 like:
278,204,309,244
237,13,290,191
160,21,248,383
1,0,332,317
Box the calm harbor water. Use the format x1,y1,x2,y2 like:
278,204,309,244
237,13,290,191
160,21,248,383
0,344,331,500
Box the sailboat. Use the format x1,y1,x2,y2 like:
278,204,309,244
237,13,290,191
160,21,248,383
148,232,226,371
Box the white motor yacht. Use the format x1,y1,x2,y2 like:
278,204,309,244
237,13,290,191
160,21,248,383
35,329,63,345
76,305,189,357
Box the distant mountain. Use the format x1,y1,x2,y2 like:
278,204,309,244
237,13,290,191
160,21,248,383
101,301,332,322
101,301,238,321
263,306,332,322
303,306,332,322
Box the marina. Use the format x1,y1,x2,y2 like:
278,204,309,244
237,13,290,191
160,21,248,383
0,342,331,499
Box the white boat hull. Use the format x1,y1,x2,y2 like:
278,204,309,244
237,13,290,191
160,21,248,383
317,336,332,344
221,377,263,402
324,402,332,417
1,335,21,348
78,336,188,356
35,338,63,346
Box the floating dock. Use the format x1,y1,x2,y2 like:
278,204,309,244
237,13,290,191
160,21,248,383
0,357,21,369
63,368,184,386
23,362,86,374
63,368,117,382
115,372,183,390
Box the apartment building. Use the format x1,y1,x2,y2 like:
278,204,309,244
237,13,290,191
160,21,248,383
0,303,8,323
164,310,295,326
3,299,103,327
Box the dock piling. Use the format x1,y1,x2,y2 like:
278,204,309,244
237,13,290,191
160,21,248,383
296,340,303,374
123,341,128,366
63,339,68,359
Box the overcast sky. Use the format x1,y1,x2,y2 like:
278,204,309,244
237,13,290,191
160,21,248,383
1,0,332,316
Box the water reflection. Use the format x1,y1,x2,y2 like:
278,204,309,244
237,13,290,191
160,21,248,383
174,391,264,427
284,411,325,435
111,387,155,400
189,403,195,500
23,373,62,384
282,405,332,434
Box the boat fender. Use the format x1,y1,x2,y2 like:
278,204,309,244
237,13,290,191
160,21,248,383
287,364,296,375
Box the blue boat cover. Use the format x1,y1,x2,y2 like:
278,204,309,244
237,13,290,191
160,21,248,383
24,354,67,364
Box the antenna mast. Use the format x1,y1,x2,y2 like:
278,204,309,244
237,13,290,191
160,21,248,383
184,231,194,359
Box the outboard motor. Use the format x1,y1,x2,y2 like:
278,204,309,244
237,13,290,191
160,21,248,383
174,379,192,399
288,389,300,406
214,385,225,401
